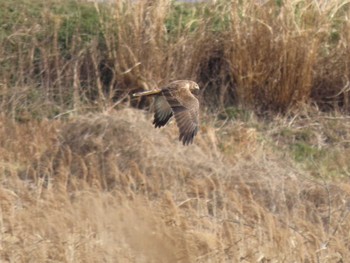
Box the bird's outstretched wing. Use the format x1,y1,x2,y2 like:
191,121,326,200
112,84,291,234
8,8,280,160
153,96,173,128
162,88,199,145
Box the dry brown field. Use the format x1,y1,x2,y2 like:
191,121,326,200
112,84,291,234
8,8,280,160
2,0,350,262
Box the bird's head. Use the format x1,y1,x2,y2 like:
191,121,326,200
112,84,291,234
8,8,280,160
189,81,200,94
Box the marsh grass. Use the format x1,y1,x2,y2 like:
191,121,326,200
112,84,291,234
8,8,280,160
1,109,350,262
3,0,350,262
2,0,350,117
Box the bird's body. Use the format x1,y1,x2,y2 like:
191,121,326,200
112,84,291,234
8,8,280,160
133,80,200,145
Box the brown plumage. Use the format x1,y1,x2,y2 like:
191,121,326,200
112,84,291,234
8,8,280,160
133,80,200,145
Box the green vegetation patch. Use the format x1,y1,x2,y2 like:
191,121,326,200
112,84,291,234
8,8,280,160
290,142,325,163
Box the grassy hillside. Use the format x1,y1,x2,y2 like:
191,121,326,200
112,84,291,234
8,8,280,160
1,108,350,262
2,0,350,262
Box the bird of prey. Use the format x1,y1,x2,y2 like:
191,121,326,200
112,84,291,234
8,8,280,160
133,80,200,145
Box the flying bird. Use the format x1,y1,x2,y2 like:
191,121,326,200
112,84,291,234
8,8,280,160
133,80,200,145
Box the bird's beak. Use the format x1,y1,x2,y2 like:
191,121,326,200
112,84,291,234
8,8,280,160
192,86,200,95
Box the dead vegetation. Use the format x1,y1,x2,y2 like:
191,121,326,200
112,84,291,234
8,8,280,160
2,0,350,116
1,108,350,262
2,0,350,262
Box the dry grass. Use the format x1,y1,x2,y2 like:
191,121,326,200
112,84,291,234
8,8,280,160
1,108,350,262
2,0,350,116
2,0,350,262
226,1,320,111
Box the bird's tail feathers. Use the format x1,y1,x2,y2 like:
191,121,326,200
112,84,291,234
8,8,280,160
132,89,161,97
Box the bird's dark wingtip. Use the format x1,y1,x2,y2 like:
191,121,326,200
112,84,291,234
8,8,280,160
153,120,165,128
179,133,194,146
